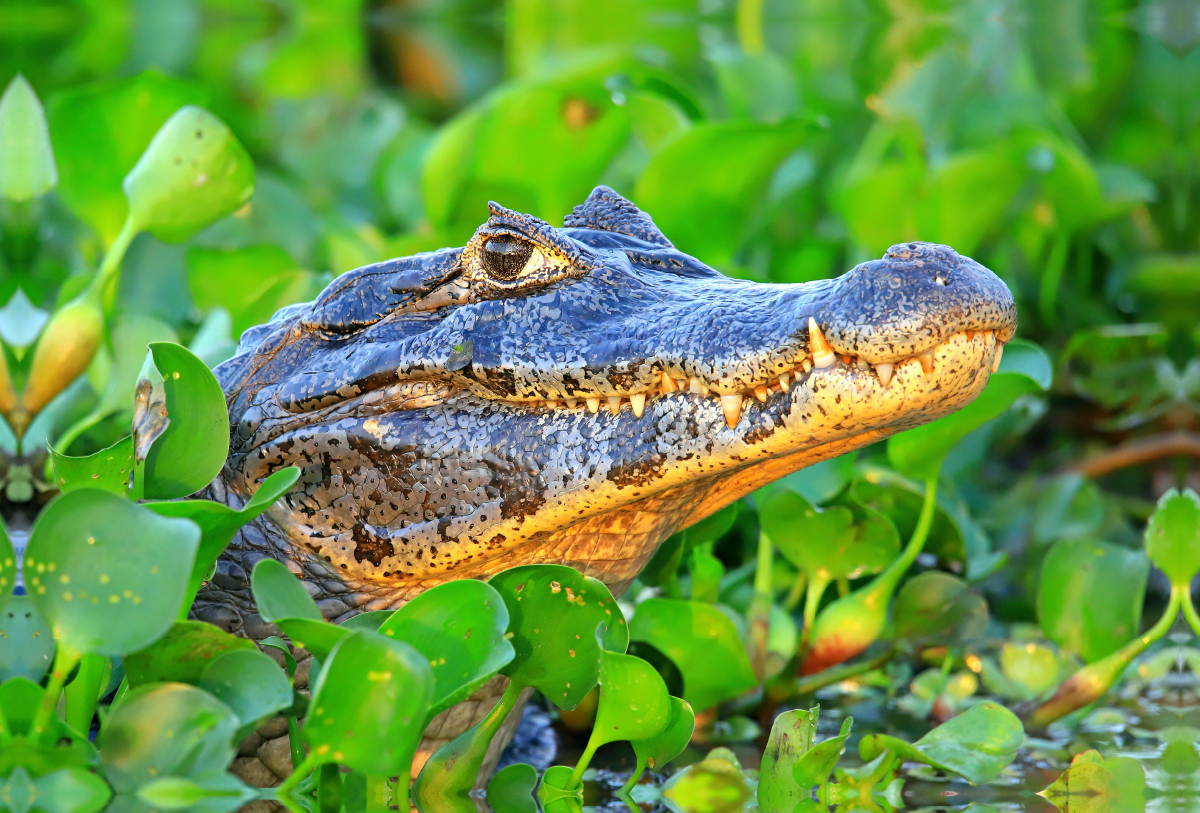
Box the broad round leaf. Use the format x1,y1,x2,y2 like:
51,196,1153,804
1037,537,1148,663
122,620,255,688
589,651,672,748
99,683,241,793
305,630,433,776
0,516,15,605
199,649,293,731
489,564,628,709
760,490,898,581
1144,488,1200,586
628,598,757,712
632,696,694,774
376,579,514,718
32,767,112,813
25,489,199,658
0,75,58,202
759,708,818,810
893,571,989,644
51,435,134,496
0,596,54,683
134,342,228,500
794,717,853,789
487,763,539,813
251,558,323,623
123,106,254,244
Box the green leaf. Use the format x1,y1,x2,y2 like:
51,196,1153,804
186,245,317,338
0,679,95,775
304,630,434,777
25,489,199,658
46,70,208,244
1038,759,1137,813
487,763,539,813
591,650,673,746
251,558,323,622
628,598,757,712
759,490,899,582
1038,537,1149,663
375,579,514,719
794,716,853,789
893,571,988,645
147,467,301,616
122,620,255,687
758,707,817,810
134,342,229,500
0,75,58,202
123,105,255,243
631,696,694,776
887,341,1051,481
849,471,966,563
0,596,55,683
199,649,294,734
86,313,179,425
135,774,256,812
1144,488,1200,586
99,683,242,793
0,514,15,605
50,435,134,496
634,122,803,267
489,564,628,709
859,702,1023,785
30,767,112,813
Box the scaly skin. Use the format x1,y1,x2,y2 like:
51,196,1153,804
194,186,1016,791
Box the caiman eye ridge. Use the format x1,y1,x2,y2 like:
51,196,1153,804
478,321,1008,429
482,236,534,279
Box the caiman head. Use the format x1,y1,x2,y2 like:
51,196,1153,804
207,186,1016,621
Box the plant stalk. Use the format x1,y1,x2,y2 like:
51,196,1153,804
32,646,81,744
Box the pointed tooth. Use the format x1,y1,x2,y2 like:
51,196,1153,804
720,393,743,429
565,398,578,409
983,329,995,345
840,354,853,365
586,397,600,413
874,363,894,387
778,372,790,390
753,384,769,403
992,343,1004,373
546,400,560,408
607,396,622,415
856,358,870,371
918,351,934,379
689,377,709,396
630,393,646,417
529,400,541,408
808,317,835,368
660,372,677,393
802,358,813,372
675,378,688,391
965,330,975,342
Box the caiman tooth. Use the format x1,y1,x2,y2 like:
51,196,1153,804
856,358,870,371
630,393,646,417
992,343,1004,373
874,363,894,387
689,376,709,396
778,372,790,390
720,393,743,429
675,378,688,391
529,400,541,408
753,384,769,403
586,397,600,413
565,398,578,409
660,372,677,393
918,351,935,379
808,317,835,368
607,396,622,415
965,329,975,342
840,354,853,365
801,358,813,373
546,400,560,408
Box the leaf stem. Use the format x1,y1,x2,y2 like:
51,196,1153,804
569,740,599,790
791,647,897,697
91,214,138,311
276,752,318,801
1181,585,1200,638
785,569,807,610
619,755,649,795
865,475,939,605
32,646,81,744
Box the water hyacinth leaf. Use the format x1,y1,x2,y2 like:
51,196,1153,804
123,106,254,243
538,765,582,803
486,763,539,813
199,649,293,733
338,610,391,633
849,472,965,562
24,489,199,658
893,571,989,644
135,774,255,812
27,767,112,813
1038,761,1124,813
1143,488,1200,586
630,697,694,785
758,707,817,810
375,579,514,718
134,342,229,500
593,650,673,745
0,515,15,604
99,683,241,793
46,70,207,244
87,314,179,426
628,598,757,712
0,596,55,682
303,630,433,776
998,641,1060,698
0,75,58,201
122,620,255,687
489,564,628,709
1038,537,1148,663
147,466,301,613
50,435,134,496
794,717,853,789
887,342,1050,481
276,618,347,664
251,555,323,623
859,702,1023,785
662,754,753,812
760,490,899,581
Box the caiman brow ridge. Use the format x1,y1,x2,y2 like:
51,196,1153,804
195,186,1015,774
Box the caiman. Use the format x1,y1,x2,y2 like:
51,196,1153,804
196,186,1016,788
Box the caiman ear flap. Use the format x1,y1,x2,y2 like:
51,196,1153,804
563,186,673,248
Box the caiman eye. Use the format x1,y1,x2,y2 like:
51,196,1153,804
482,237,534,280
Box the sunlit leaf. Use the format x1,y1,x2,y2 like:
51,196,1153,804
893,571,988,645
487,763,539,813
122,620,255,687
794,717,852,789
0,74,58,202
1143,488,1200,586
758,707,817,810
50,435,134,496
